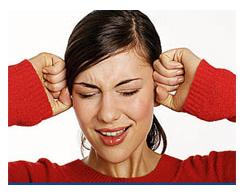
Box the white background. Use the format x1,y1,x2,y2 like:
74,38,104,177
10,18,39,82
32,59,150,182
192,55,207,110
8,10,236,164
2,0,247,194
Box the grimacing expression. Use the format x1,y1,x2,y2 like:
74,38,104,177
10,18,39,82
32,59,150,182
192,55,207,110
72,50,155,163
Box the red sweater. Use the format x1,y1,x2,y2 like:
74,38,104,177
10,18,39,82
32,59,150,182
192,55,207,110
8,59,236,183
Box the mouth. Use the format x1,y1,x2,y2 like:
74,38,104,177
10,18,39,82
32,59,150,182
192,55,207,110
95,126,131,146
95,126,130,137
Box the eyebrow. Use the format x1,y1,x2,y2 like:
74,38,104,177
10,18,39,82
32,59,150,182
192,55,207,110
74,78,142,89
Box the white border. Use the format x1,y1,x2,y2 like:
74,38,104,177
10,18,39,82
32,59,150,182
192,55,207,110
2,0,246,195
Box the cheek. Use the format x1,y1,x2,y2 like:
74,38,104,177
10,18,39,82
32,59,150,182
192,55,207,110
72,97,95,129
127,89,154,124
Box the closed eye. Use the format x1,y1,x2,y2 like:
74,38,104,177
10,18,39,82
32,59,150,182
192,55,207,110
120,89,139,97
78,90,140,99
78,92,99,98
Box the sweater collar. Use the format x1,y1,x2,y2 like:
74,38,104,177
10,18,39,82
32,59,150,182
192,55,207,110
64,154,181,183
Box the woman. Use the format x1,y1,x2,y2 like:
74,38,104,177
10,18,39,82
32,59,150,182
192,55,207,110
8,10,235,183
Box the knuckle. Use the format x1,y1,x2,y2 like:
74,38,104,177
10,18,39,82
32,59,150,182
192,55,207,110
153,65,160,73
39,52,50,58
154,72,164,82
163,70,170,77
167,80,173,85
45,75,51,82
49,76,56,83
168,79,176,85
50,83,59,91
180,47,187,51
173,69,180,77
159,53,165,59
181,47,191,54
50,74,60,83
153,71,158,79
153,61,159,70
166,63,173,70
159,52,170,61
183,47,190,52
154,59,160,65
39,52,46,56
49,68,58,75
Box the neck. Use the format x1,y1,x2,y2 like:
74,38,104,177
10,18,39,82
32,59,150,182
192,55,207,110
83,143,161,178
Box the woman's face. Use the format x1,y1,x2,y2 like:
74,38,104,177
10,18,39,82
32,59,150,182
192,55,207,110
72,49,155,163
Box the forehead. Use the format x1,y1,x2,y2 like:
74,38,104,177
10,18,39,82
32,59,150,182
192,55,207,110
74,50,152,83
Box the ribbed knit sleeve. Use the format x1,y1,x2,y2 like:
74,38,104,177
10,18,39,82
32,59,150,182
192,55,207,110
8,60,52,126
182,60,236,122
175,151,236,182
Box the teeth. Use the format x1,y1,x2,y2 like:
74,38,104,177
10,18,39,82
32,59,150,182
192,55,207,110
101,129,126,137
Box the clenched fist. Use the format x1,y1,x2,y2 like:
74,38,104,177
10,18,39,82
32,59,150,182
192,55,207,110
153,48,201,111
29,52,72,115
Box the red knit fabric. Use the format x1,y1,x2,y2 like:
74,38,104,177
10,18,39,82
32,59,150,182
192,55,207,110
8,59,236,183
182,59,236,122
8,60,52,126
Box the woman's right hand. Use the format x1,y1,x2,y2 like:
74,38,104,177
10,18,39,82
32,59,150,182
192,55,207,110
29,52,72,116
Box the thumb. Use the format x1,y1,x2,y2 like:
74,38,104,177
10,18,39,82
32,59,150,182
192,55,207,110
156,85,175,110
51,87,72,115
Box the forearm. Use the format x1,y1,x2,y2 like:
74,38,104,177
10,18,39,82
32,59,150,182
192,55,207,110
8,60,52,126
182,60,236,122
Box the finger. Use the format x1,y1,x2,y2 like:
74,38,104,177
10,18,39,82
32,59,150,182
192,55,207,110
155,85,175,110
44,80,67,92
156,82,179,92
153,60,184,77
153,71,184,86
159,49,184,66
156,59,183,70
43,69,66,84
51,91,61,99
59,87,72,107
42,58,65,75
44,53,64,67
51,87,72,115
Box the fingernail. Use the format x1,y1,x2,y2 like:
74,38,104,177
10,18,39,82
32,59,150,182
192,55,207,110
176,70,183,75
178,77,184,82
42,68,48,73
176,64,183,68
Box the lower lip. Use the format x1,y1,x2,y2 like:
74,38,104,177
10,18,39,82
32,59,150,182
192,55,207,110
97,127,130,146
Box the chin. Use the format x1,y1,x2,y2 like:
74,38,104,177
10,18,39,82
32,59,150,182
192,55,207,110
98,147,133,164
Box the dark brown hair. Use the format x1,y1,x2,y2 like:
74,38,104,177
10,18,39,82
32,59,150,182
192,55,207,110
65,10,167,154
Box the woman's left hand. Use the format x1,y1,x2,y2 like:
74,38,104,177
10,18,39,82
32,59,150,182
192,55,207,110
153,48,201,112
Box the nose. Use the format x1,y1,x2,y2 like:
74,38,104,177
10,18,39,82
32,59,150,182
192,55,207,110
97,93,121,123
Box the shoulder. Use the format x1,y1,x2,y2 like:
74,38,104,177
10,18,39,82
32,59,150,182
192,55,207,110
175,151,235,182
9,158,81,183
